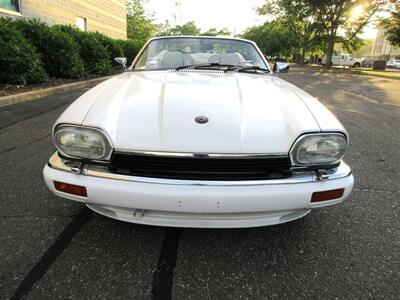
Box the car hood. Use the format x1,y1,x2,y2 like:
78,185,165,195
56,71,345,154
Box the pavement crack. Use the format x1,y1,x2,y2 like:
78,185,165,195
0,102,68,131
0,146,16,155
10,207,93,300
151,228,182,300
0,133,51,156
26,133,51,145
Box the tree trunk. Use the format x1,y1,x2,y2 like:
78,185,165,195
301,48,306,65
325,38,335,68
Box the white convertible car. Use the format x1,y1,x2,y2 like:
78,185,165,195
43,36,354,228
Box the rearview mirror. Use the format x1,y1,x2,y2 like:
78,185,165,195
273,62,290,74
114,57,127,69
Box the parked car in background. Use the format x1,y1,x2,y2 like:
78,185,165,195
43,36,354,228
360,58,373,68
321,53,362,68
387,59,400,69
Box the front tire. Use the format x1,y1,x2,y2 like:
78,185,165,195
353,62,361,68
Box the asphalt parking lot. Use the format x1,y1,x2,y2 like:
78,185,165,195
1,68,399,299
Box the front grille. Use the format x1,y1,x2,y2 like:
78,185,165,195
109,152,292,180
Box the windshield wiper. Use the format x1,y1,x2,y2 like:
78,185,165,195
176,63,238,71
236,66,270,74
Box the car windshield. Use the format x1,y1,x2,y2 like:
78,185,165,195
132,37,267,71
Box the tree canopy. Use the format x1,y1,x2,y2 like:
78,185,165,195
157,22,231,37
257,0,385,66
257,0,322,60
202,27,231,36
158,21,201,36
126,0,157,44
313,0,383,66
379,1,400,47
242,21,298,59
126,0,231,40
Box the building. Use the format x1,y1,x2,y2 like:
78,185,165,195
371,29,400,59
0,0,127,40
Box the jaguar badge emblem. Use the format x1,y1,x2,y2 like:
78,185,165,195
195,116,209,124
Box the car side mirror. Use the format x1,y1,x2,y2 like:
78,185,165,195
273,62,290,74
114,57,127,70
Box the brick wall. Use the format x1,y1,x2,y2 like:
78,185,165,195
0,0,127,40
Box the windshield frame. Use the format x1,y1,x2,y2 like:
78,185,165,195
129,36,271,73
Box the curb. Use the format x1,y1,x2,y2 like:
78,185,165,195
0,76,111,108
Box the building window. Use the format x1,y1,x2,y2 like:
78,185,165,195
0,0,20,12
76,16,87,31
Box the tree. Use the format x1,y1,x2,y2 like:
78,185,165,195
202,27,218,36
337,38,373,57
217,28,231,36
310,0,384,67
257,0,323,62
126,0,157,44
202,27,231,36
379,1,400,47
158,22,230,37
159,21,201,36
242,21,298,59
156,20,172,36
258,0,385,67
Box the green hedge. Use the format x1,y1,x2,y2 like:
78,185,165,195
119,39,143,65
92,32,124,66
13,19,85,79
0,20,48,85
0,17,144,86
55,25,112,75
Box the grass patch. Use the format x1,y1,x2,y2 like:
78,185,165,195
352,69,400,79
302,64,400,79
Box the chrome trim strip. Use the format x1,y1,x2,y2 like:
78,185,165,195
113,149,288,159
84,166,313,186
48,152,352,186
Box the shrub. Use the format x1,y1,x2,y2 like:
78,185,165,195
56,25,112,75
92,32,124,65
13,19,85,79
0,19,47,85
119,39,143,65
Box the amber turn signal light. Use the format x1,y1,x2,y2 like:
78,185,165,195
54,181,87,197
311,188,344,203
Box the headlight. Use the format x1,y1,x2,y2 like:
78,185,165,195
290,133,347,166
53,125,112,160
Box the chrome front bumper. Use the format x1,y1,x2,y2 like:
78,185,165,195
43,152,354,228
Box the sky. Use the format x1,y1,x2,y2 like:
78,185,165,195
146,0,270,36
146,0,378,39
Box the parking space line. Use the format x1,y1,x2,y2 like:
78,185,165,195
151,228,183,300
11,207,93,300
